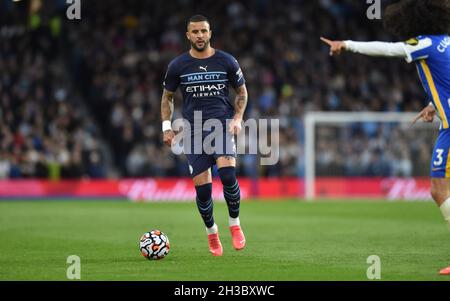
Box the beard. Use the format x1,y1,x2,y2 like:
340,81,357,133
190,40,209,52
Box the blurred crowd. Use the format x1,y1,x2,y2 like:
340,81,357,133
0,0,434,179
0,0,106,179
315,124,435,177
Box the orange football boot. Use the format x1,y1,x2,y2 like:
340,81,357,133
207,232,223,256
230,225,246,250
439,266,450,275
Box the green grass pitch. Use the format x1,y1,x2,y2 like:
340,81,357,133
0,200,449,281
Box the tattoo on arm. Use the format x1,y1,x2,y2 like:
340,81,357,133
234,85,248,120
161,89,175,121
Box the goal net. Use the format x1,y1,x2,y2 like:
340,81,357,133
304,112,439,200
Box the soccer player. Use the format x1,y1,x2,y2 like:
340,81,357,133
321,0,450,275
160,15,247,256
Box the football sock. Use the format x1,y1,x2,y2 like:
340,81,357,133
440,198,450,231
229,216,240,227
206,223,218,235
218,167,241,219
195,183,215,228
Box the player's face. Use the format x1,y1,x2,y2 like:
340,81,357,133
186,21,212,52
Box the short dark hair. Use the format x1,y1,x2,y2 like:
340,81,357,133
187,15,210,30
383,0,450,39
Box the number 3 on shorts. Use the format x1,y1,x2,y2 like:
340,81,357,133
434,149,445,166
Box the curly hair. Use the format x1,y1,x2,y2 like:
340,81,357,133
383,0,450,39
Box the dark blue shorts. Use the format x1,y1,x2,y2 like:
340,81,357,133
184,130,237,178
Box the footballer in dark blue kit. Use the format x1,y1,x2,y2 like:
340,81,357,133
161,15,248,256
321,0,450,275
163,49,244,125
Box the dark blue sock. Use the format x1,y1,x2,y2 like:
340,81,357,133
218,167,241,218
195,183,214,228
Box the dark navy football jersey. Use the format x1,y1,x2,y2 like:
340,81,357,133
163,50,245,124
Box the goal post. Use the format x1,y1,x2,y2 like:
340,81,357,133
304,111,439,201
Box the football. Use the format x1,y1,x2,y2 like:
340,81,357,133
139,230,170,260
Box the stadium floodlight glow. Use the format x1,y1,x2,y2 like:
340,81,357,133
304,111,439,201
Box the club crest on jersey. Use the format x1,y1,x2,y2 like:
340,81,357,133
199,66,208,72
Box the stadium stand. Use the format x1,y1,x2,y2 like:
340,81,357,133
0,0,430,179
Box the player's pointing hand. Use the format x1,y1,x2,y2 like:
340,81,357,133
412,104,436,125
320,37,346,56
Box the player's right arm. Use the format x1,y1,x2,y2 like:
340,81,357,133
161,60,180,147
161,88,175,147
413,102,436,125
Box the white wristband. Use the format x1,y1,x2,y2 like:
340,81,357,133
162,120,172,132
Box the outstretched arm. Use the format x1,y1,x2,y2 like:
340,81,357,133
161,88,175,147
229,84,248,135
320,37,407,58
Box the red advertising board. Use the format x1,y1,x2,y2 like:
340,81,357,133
0,178,431,201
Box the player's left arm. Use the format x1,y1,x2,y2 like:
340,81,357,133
320,37,407,58
229,84,248,135
320,36,435,63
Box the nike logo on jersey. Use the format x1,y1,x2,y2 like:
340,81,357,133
199,66,208,72
432,168,445,172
